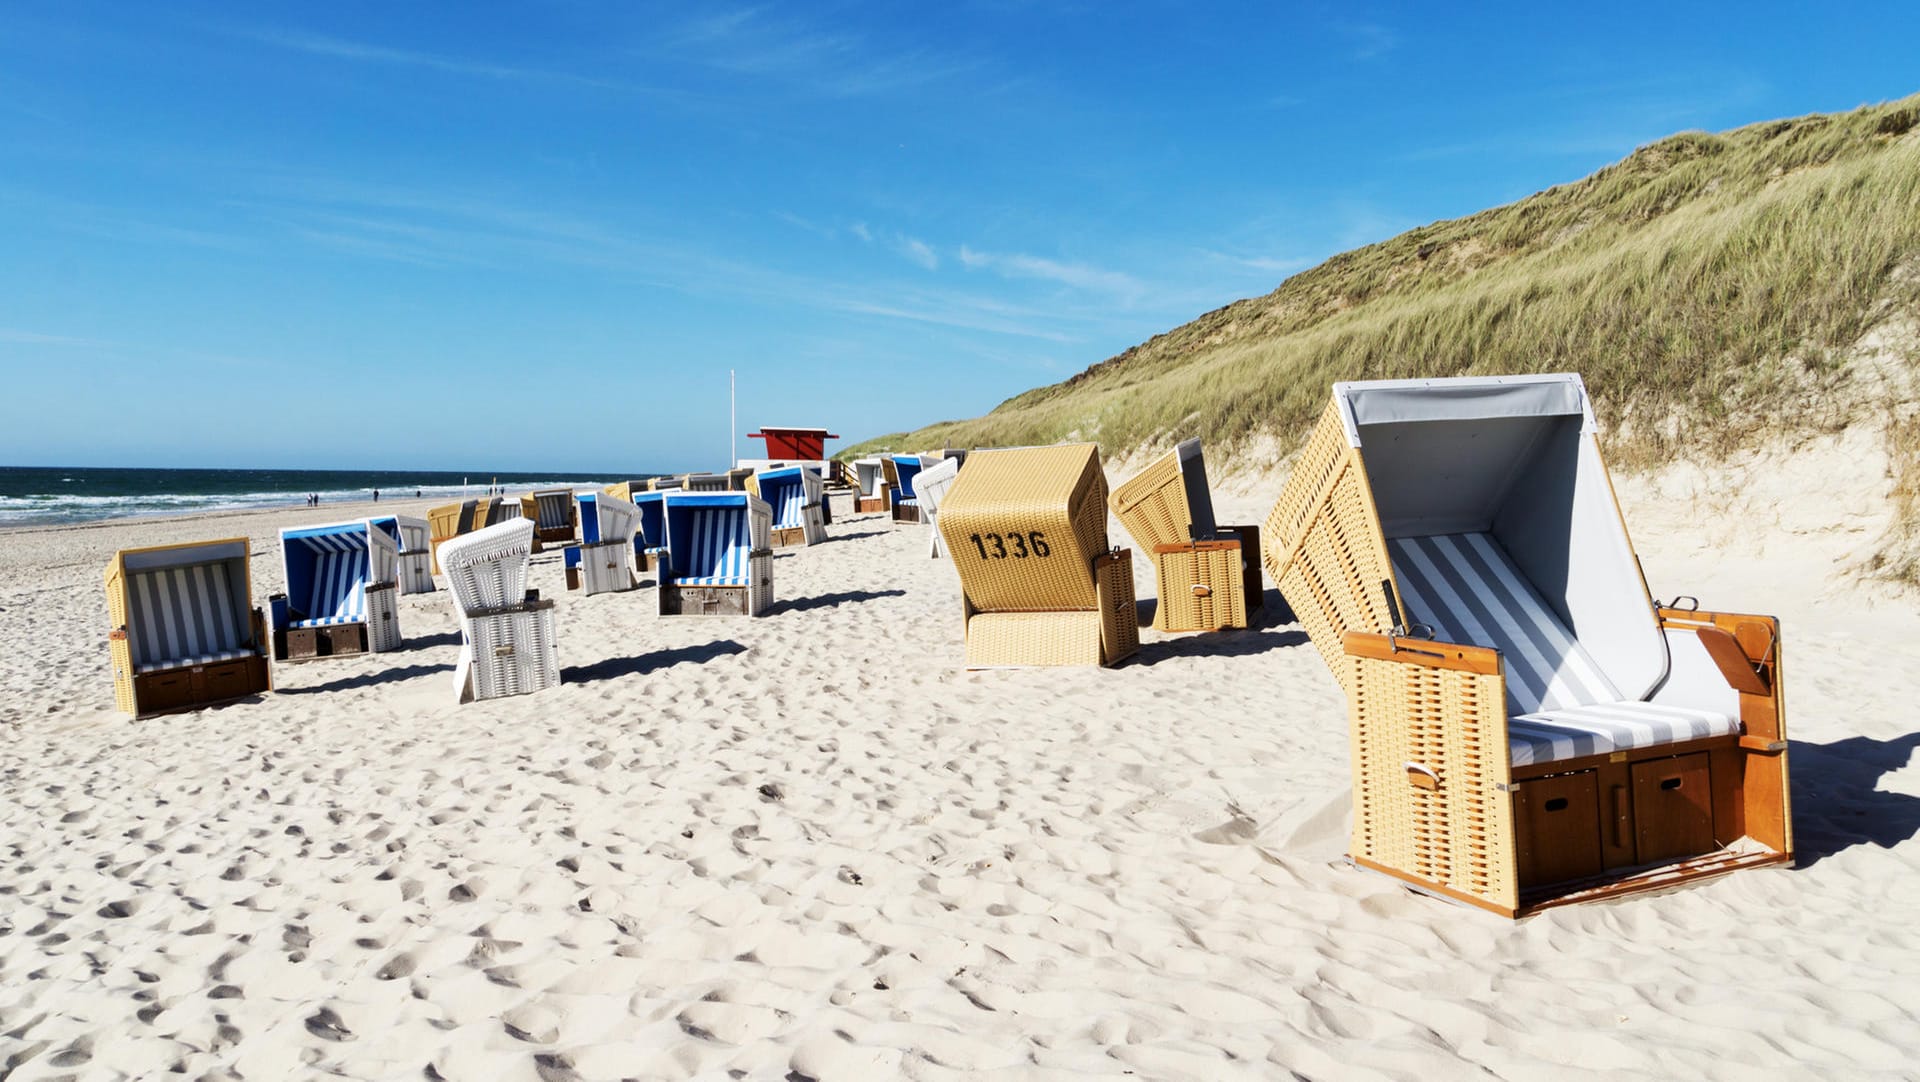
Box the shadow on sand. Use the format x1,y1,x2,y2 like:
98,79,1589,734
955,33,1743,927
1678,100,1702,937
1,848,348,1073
279,663,454,695
562,640,748,685
1786,731,1920,867
767,589,906,616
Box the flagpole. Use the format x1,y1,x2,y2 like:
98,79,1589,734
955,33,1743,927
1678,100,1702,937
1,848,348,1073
729,369,736,469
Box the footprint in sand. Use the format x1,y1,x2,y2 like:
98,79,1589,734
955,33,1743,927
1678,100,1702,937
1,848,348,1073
304,1007,353,1042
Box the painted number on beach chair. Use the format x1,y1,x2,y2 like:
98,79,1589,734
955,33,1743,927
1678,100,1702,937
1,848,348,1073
968,531,1050,560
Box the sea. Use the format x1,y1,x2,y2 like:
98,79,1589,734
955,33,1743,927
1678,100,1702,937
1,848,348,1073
0,466,639,527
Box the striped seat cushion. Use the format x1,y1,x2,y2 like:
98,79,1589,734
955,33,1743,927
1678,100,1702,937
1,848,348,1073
678,575,749,586
125,564,251,670
899,497,918,507
136,648,256,675
1509,702,1740,767
1388,533,1619,716
289,614,364,628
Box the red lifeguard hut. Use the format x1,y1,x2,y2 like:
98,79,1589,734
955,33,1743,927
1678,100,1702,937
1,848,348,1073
747,426,839,462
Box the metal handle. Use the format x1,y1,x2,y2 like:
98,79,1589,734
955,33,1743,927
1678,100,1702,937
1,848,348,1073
1191,584,1212,597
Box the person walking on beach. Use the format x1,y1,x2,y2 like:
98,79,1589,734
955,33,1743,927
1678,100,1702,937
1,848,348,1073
373,488,380,502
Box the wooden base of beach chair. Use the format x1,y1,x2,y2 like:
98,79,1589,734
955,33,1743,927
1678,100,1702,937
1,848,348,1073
856,495,888,514
126,654,272,717
962,550,1138,666
771,525,809,547
271,587,399,661
536,527,576,546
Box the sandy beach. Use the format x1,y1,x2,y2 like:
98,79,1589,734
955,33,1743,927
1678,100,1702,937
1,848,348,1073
3,456,1919,1080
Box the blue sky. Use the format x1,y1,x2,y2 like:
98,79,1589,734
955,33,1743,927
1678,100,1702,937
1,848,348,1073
2,2,1915,472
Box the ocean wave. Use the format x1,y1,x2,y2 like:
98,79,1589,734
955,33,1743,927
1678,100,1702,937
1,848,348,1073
0,480,611,527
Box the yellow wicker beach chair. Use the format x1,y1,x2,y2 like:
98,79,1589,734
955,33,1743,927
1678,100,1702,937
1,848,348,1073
1111,438,1263,632
428,497,521,574
105,538,272,716
521,488,580,547
1265,374,1791,916
937,443,1138,667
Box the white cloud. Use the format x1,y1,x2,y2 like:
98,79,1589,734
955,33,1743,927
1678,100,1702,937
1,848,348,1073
957,245,1143,299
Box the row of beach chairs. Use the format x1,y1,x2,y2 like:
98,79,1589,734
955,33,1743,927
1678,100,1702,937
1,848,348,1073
100,374,1793,918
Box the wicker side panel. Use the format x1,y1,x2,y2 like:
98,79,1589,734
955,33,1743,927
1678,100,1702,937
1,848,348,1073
1110,448,1187,552
1267,434,1398,690
1095,549,1139,665
1153,547,1245,632
1347,653,1517,913
366,586,402,653
397,552,436,595
1265,399,1351,553
942,498,1097,613
109,633,135,716
965,611,1103,667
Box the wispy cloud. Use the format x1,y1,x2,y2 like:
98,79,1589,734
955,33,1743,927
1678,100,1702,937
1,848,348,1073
1331,20,1397,61
895,235,938,270
227,26,679,99
958,245,1143,300
0,327,114,348
660,6,980,97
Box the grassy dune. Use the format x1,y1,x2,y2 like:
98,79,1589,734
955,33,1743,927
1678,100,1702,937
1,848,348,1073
847,95,1920,479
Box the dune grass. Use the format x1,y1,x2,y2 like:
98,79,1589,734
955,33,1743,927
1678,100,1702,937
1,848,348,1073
846,95,1920,479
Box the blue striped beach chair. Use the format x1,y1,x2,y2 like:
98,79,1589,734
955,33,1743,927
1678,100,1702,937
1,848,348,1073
371,514,435,595
751,465,826,547
564,491,641,595
441,518,558,702
271,520,401,660
884,454,929,523
1263,373,1792,916
105,538,273,716
658,492,773,615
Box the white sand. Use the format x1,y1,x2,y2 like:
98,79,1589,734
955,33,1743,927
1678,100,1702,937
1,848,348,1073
2,462,1918,1080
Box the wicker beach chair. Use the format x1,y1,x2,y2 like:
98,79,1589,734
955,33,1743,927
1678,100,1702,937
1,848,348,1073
427,497,522,575
936,443,1138,667
658,492,773,616
750,465,827,547
914,456,962,558
1265,374,1792,916
852,457,890,513
883,454,930,523
441,519,559,703
104,538,273,716
563,491,641,595
602,482,669,572
1111,439,1263,632
683,472,732,493
270,520,401,660
521,488,579,547
371,514,435,595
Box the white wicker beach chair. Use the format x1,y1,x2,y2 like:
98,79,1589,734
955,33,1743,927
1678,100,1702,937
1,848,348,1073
271,520,401,659
441,519,559,703
565,491,641,595
914,456,961,558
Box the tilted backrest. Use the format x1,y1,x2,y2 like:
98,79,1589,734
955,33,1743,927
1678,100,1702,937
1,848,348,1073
578,492,640,544
756,467,817,529
441,519,535,614
938,443,1109,613
281,522,393,622
1111,437,1219,551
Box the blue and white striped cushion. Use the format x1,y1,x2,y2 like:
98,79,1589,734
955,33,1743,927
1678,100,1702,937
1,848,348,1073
1388,533,1619,716
136,648,256,675
899,497,918,508
683,508,750,584
773,485,806,528
127,564,247,669
1509,702,1740,767
288,614,363,629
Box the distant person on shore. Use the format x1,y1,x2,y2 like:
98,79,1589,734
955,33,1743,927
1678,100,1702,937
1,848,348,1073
415,488,421,498
373,488,380,502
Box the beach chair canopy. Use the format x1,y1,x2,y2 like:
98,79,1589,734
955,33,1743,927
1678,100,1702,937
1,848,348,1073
113,540,256,672
370,514,430,554
684,473,731,492
1111,438,1221,551
853,457,885,498
663,493,762,585
756,466,821,530
441,518,535,613
1338,375,1668,718
280,521,397,628
577,492,641,545
942,443,1110,613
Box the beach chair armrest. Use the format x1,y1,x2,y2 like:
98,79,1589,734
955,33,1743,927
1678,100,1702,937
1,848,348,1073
1342,631,1501,676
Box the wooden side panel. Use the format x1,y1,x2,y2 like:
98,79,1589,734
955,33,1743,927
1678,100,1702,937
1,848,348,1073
1660,608,1791,859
